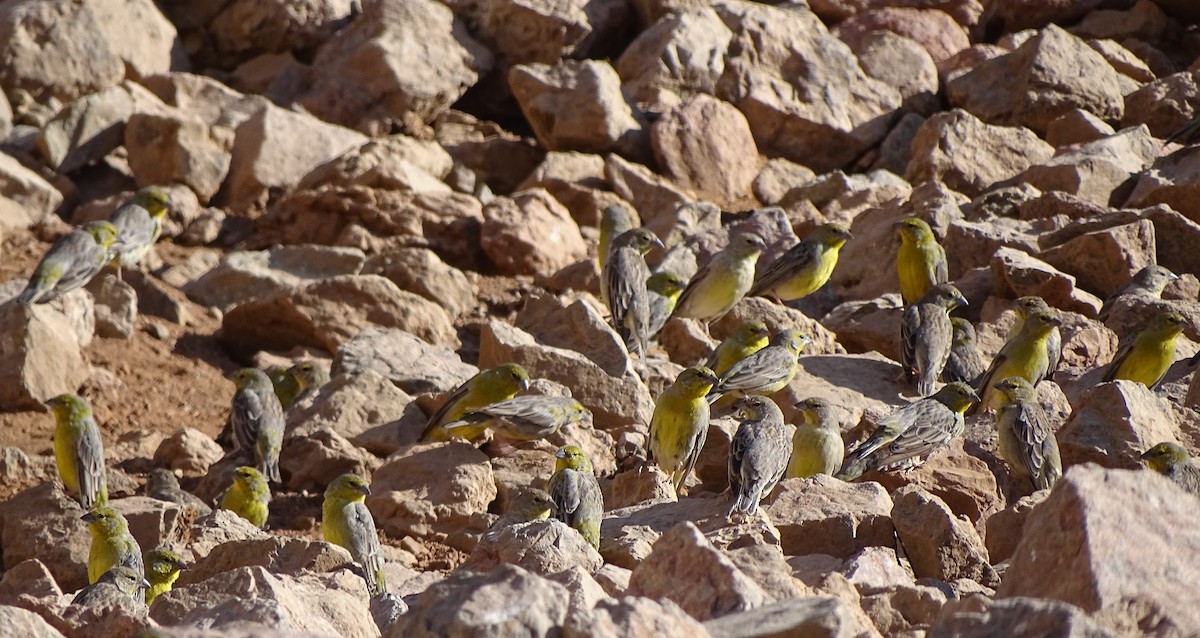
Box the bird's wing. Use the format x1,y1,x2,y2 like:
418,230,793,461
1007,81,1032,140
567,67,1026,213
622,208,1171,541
549,470,582,525
1100,338,1135,383
75,417,106,508
672,256,715,317
750,241,816,295
231,390,265,451
719,348,793,392
419,377,478,439
900,304,923,374
348,501,386,595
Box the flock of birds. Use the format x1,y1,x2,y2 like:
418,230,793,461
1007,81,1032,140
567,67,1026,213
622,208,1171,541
15,184,1200,613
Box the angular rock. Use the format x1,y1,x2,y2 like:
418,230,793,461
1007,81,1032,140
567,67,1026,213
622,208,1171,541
334,327,474,395
617,7,732,110
207,0,356,67
763,476,896,559
651,94,760,205
906,109,1055,197
514,293,629,377
465,519,604,576
565,596,711,638
459,0,631,69
0,483,89,592
298,134,453,194
0,0,125,102
363,248,476,318
85,274,136,339
125,109,232,203
703,596,884,638
153,429,224,477
280,428,382,493
990,248,1103,317
852,32,939,114
984,490,1050,564
1057,380,1185,470
185,510,271,560
481,189,588,278
833,7,970,64
891,485,998,586
36,83,139,174
1045,108,1117,148
603,154,692,242
186,245,367,311
0,303,89,410
0,605,64,638
0,153,64,230
929,596,1121,638
288,370,413,456
368,442,495,545
1038,219,1156,300
178,536,352,587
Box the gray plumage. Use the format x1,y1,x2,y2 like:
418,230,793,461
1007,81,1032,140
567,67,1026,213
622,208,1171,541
1141,442,1200,496
72,566,148,607
18,221,118,305
602,228,662,356
726,396,792,522
1098,265,1179,323
900,283,967,396
993,377,1061,493
145,468,212,515
547,446,603,549
708,329,808,403
942,318,986,386
108,187,169,269
228,369,285,482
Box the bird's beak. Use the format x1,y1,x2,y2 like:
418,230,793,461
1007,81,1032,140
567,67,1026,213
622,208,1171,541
844,229,854,240
1139,449,1153,460
519,378,531,392
651,237,665,250
174,559,189,571
956,294,969,307
701,370,720,385
80,511,97,523
555,448,569,460
1049,317,1063,327
1169,272,1180,281
139,578,151,590
357,484,372,497
967,388,981,401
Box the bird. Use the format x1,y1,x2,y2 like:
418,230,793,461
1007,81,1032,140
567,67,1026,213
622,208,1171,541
442,395,590,443
1100,312,1186,389
708,329,810,404
900,283,968,395
1098,265,1179,322
646,271,686,338
837,382,978,481
490,488,554,530
323,474,388,596
270,360,330,409
48,393,108,510
787,397,845,479
749,223,853,302
706,321,770,377
219,466,271,529
18,220,120,305
145,469,211,515
107,186,171,276
975,311,1062,413
942,318,986,386
992,377,1062,493
143,547,187,605
602,228,664,356
419,364,531,443
547,446,604,549
71,566,148,607
597,203,635,276
1140,442,1200,496
649,366,721,495
671,233,767,324
225,368,285,482
895,217,948,306
726,396,793,523
1011,297,1062,379
82,507,143,584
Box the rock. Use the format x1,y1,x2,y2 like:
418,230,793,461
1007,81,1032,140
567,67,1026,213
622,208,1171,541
85,274,136,339
368,442,495,546
0,558,60,605
184,244,367,311
906,109,1055,197
852,32,939,114
860,582,950,635
0,0,125,102
1038,219,1156,300
111,496,189,555
458,0,631,69
288,370,413,456
819,298,904,361
785,354,903,431
984,491,1050,564
333,328,475,395
726,544,812,601
840,546,915,593
280,428,382,493
153,429,223,476
1057,381,1184,470
565,596,711,637
651,94,760,205
1125,146,1200,224
363,248,476,318
0,152,64,230
990,248,1103,318
514,293,629,377
753,159,817,206
0,303,89,411
125,109,232,203
465,519,604,576
0,605,63,638
891,485,998,586
867,441,1002,525
0,483,89,592
603,154,692,242
929,596,1121,638
763,476,896,559
832,7,970,64
298,134,453,194
617,7,732,111
207,0,356,67
703,596,884,638
1045,108,1117,148
185,510,271,560
481,189,588,278
0,447,56,499
36,83,140,174
517,151,613,225
178,536,352,586
599,496,732,569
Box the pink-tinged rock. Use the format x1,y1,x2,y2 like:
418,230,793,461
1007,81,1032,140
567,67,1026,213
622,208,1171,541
763,476,896,559
834,8,969,63
481,189,588,278
906,109,1054,197
651,95,760,206
617,7,732,111
1057,381,1185,471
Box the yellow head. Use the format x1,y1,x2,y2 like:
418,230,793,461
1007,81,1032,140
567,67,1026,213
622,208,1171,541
1141,442,1190,473
675,366,720,396
46,393,91,421
509,488,554,521
993,376,1036,404
1014,296,1051,320
83,221,120,249
145,547,187,579
933,381,980,413
646,272,686,298
81,506,128,534
809,223,853,249
233,368,271,391
1143,312,1186,339
480,364,532,394
554,445,593,473
325,473,371,502
795,397,835,426
950,317,976,346
132,187,171,219
772,329,811,356
232,466,268,491
728,233,767,258
895,217,935,244
729,321,770,347
1022,311,1062,337
288,360,328,390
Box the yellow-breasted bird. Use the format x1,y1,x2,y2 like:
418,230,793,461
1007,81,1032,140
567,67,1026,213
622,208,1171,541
706,321,770,377
726,396,792,522
143,547,187,605
942,317,986,386
900,283,967,396
646,271,686,338
1098,265,1179,323
83,507,143,584
224,368,285,482
787,397,844,479
749,223,853,302
895,217,948,306
443,395,590,442
71,566,148,607
837,382,978,481
975,311,1062,413
671,233,767,324
419,364,531,443
1140,442,1200,496
598,203,635,276
1101,312,1186,389
323,474,387,596
992,377,1061,493
602,228,664,356
708,329,809,404
1011,297,1062,379
219,466,271,529
49,394,108,510
547,446,604,549
108,186,171,275
649,366,721,495
18,221,119,306
270,360,330,409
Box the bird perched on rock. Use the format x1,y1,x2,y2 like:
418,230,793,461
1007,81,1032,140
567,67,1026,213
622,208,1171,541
145,469,211,515
942,318,986,386
597,203,635,276
443,395,590,442
646,271,686,338
895,217,947,306
324,474,387,596
749,223,853,302
900,283,968,396
547,446,604,549
18,220,119,306
671,233,767,324
1101,312,1186,389
82,507,143,584
975,311,1062,413
708,329,810,404
107,186,171,276
1011,297,1062,379
419,364,531,443
787,397,844,479
1098,265,1179,323
1141,442,1200,496
992,377,1061,493
71,566,148,607
726,396,792,523
706,321,770,377
491,488,554,530
602,228,663,356
649,366,721,496
143,547,187,605
270,360,330,409
48,393,107,510
224,368,285,482
219,466,270,529
838,382,978,481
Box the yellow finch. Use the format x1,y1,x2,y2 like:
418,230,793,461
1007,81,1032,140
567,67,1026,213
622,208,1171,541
649,366,721,495
942,318,986,386
706,321,770,377
901,283,967,396
975,311,1062,413
1101,312,1186,389
602,228,664,356
1098,265,1179,322
444,395,590,442
1140,442,1200,496
646,271,686,338
708,329,809,403
419,364,531,443
992,377,1061,493
726,396,792,522
143,547,187,605
225,368,285,482
671,233,767,324
83,507,143,584
49,394,108,510
71,566,148,607
598,203,635,275
108,186,171,274
547,446,604,549
895,217,948,305
270,360,330,409
787,397,845,479
838,382,978,480
219,466,271,529
324,474,387,596
18,220,119,305
749,223,852,301
1011,296,1062,379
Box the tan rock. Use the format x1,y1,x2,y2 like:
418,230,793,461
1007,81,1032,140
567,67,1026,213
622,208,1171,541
702,596,884,638
364,248,476,318
288,370,412,457
929,596,1121,638
125,109,232,203
0,303,89,410
0,0,128,102
0,483,89,592
185,510,271,560
298,134,453,194
833,7,970,63
651,94,760,205
1038,219,1156,300
208,0,356,67
906,108,1055,197
753,158,817,206
333,327,475,395
853,32,939,114
1014,126,1158,208
515,293,629,377
481,189,588,278
764,476,895,559
0,605,64,638
465,519,604,576
1121,71,1200,140
178,536,352,587
461,0,632,68
1057,381,1185,470
891,485,998,586
603,154,692,242
0,152,64,230
1044,108,1117,148
990,247,1103,318
368,442,495,545
37,84,140,174
565,596,711,637
984,490,1049,564
280,428,382,493
617,7,732,111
